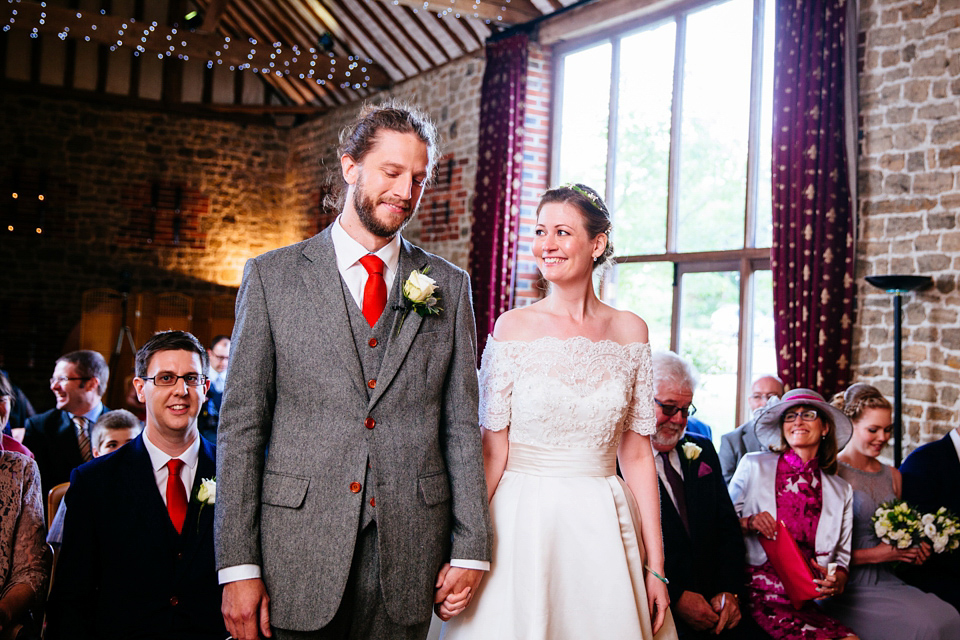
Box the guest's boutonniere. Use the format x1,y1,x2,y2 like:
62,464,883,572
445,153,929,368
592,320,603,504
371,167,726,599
397,268,442,334
681,441,702,461
194,477,216,532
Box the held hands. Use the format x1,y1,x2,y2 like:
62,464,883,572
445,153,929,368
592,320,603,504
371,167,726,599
676,591,741,634
434,564,484,621
644,570,670,635
222,578,272,640
744,511,778,539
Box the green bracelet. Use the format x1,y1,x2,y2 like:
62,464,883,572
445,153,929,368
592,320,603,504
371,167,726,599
645,565,669,585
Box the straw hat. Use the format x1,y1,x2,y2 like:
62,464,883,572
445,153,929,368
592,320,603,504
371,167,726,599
753,388,853,450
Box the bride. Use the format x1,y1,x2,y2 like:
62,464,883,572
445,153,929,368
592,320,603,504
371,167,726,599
440,184,676,639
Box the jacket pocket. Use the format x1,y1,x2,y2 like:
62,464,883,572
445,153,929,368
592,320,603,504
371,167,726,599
418,472,451,506
261,471,310,508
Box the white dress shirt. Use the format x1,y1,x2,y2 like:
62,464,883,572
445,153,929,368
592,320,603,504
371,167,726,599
949,428,960,461
142,431,201,507
207,367,227,394
654,446,685,510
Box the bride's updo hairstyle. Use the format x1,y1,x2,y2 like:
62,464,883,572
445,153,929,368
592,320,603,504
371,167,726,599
537,183,614,272
829,382,892,423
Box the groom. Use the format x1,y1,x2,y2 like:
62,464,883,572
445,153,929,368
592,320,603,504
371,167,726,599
215,103,492,640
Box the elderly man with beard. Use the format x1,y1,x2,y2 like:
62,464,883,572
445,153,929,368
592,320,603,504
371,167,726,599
215,103,491,640
651,351,764,640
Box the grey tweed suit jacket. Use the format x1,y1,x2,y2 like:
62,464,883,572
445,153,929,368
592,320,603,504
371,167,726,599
214,227,492,631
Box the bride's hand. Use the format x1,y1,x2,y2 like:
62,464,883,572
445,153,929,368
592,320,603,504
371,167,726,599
645,571,670,634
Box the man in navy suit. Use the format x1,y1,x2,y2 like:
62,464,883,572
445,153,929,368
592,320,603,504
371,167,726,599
23,350,110,500
46,331,228,640
899,427,960,613
652,352,762,640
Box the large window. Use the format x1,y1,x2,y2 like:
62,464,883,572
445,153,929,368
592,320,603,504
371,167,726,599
552,0,776,443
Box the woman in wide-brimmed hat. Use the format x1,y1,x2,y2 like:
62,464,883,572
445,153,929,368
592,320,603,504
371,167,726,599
729,388,859,640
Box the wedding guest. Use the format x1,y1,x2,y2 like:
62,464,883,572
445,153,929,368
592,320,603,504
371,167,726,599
441,184,676,639
1,375,33,458
729,388,858,640
821,383,960,639
651,351,761,640
1,369,36,437
47,410,143,550
46,331,226,640
898,420,960,613
719,375,784,484
23,350,110,499
198,336,229,442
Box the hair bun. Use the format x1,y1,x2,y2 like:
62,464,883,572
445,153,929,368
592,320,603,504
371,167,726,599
843,382,874,406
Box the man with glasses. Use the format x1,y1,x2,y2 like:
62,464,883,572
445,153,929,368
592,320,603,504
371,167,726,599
47,330,228,639
651,351,756,640
719,375,784,484
23,349,111,501
198,335,230,442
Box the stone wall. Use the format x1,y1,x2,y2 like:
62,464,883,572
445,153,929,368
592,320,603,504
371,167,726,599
0,53,486,412
857,0,960,449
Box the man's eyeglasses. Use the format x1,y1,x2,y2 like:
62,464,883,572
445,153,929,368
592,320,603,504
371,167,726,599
783,409,820,423
750,392,779,402
655,399,697,418
142,373,206,387
50,376,91,386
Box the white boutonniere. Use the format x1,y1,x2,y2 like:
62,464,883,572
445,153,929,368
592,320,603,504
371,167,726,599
194,477,216,532
681,441,702,461
398,268,442,333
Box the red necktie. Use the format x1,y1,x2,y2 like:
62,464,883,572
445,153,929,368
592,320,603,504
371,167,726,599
166,458,188,534
359,254,387,327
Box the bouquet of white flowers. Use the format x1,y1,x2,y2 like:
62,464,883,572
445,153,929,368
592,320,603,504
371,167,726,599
921,507,960,554
872,500,922,549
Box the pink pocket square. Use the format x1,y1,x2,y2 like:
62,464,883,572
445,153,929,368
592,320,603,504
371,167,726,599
698,461,713,478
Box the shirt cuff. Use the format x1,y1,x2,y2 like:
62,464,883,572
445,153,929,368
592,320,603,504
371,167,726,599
218,564,262,584
450,558,490,571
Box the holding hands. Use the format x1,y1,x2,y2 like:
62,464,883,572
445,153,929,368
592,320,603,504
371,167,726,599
434,564,484,621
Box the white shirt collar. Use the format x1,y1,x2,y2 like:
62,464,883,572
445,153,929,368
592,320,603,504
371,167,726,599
331,215,401,275
949,428,960,460
143,429,201,473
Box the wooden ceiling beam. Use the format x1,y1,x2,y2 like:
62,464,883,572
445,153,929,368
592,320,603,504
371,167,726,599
424,9,470,54
346,0,425,76
323,0,401,81
379,3,443,68
200,0,231,33
389,0,539,27
400,6,450,65
1,1,391,93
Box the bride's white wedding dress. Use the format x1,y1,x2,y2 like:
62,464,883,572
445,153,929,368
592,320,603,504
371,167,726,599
441,336,677,640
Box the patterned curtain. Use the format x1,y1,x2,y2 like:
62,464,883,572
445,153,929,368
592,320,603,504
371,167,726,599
469,33,528,359
771,0,856,393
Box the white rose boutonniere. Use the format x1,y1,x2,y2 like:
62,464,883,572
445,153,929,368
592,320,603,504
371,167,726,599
681,441,702,461
194,477,216,532
398,268,442,333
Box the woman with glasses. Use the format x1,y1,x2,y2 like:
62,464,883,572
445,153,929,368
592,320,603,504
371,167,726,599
441,184,676,639
821,384,960,639
728,388,858,640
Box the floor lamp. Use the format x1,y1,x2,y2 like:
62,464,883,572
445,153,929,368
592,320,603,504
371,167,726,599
864,274,933,467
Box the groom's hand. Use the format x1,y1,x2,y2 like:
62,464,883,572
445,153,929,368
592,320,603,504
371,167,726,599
223,578,272,639
434,564,484,620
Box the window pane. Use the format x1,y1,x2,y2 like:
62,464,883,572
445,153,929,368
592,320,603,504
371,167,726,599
678,270,741,445
751,269,777,380
754,0,775,248
676,0,753,253
614,21,676,256
610,262,674,352
557,43,612,190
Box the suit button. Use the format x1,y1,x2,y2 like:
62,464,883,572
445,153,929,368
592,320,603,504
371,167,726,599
169,596,179,606
370,497,376,507
350,482,362,493
368,338,378,347
364,417,375,429
367,379,376,389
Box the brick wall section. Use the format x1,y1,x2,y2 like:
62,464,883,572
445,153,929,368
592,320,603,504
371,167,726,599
514,41,553,307
857,0,960,450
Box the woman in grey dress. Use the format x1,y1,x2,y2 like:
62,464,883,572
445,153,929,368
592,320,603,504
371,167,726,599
825,383,960,639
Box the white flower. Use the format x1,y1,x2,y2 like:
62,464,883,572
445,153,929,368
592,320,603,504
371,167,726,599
197,477,217,505
898,536,912,549
922,513,936,526
681,442,702,461
875,522,889,538
403,270,437,304
924,523,938,538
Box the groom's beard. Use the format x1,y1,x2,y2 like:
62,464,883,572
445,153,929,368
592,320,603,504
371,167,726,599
353,171,419,239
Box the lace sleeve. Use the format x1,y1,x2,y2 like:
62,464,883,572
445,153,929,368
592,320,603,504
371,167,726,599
624,343,656,435
477,339,514,432
4,454,49,597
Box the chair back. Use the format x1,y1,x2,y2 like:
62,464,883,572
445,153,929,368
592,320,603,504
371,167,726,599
47,482,69,530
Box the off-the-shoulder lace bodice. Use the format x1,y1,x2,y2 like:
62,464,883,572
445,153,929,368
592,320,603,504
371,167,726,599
478,336,656,448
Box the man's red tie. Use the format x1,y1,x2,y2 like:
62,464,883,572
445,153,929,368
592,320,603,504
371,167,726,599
166,458,188,534
359,254,387,327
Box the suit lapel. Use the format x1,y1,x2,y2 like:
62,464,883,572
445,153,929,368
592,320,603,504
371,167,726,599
128,436,181,543
181,440,216,561
299,229,365,395
368,239,426,408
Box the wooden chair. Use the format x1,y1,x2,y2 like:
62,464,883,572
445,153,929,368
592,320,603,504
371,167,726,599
46,483,69,531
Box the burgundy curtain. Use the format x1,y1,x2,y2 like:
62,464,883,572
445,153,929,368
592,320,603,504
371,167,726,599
771,0,856,394
469,33,528,359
